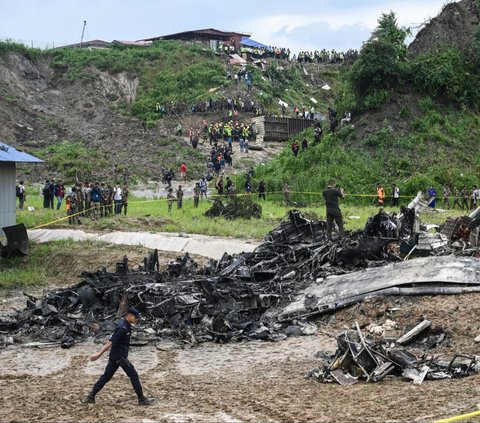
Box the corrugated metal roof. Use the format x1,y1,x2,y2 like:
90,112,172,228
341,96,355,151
113,40,152,46
139,28,251,42
0,142,43,163
55,39,111,49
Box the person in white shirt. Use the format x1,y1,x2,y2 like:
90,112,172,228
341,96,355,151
17,181,26,210
340,111,352,125
113,185,123,215
391,183,400,207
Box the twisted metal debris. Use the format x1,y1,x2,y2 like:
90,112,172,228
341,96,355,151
1,204,479,349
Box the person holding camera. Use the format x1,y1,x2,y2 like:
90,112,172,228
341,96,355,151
323,179,345,240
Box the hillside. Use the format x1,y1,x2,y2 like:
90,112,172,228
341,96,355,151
0,41,336,184
254,6,480,198
2,3,480,197
409,0,480,56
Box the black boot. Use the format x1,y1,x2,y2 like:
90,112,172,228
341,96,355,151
82,393,95,404
138,396,155,406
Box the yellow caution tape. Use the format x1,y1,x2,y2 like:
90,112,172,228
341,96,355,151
433,409,480,423
19,189,424,233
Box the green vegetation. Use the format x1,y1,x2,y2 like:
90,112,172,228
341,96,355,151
253,62,341,113
0,240,149,288
45,41,325,122
253,129,382,198
35,141,104,180
0,40,41,60
348,12,410,110
253,100,480,198
346,11,480,111
0,240,80,288
0,39,330,123
1,11,480,214
412,48,480,107
257,11,480,197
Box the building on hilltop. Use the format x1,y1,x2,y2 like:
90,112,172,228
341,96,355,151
56,29,253,51
56,39,111,49
137,28,251,50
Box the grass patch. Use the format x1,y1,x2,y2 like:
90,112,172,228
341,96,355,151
33,140,104,180
0,240,151,289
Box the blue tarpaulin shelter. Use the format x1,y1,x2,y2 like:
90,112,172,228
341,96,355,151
0,143,44,163
240,37,270,49
0,142,43,234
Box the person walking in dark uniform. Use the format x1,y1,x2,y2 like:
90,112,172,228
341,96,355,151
322,178,345,240
82,307,154,406
258,180,266,200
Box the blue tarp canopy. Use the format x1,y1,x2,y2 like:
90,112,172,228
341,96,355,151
0,142,43,163
240,37,270,49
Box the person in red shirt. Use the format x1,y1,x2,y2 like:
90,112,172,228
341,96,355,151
180,162,187,182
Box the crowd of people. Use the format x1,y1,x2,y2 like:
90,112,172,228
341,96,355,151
18,174,480,234
211,167,266,199
372,183,480,210
237,45,291,61
430,185,479,210
152,46,358,122
155,94,264,118
204,120,255,146
218,41,358,65
296,49,358,63
186,118,253,148
40,179,130,224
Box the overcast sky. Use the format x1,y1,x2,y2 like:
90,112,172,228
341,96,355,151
0,0,450,52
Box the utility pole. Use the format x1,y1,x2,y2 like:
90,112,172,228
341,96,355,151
80,20,87,48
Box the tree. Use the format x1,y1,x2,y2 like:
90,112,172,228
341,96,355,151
349,12,411,108
371,12,410,59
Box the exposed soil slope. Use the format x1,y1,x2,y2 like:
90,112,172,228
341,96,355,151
409,0,480,56
0,51,214,181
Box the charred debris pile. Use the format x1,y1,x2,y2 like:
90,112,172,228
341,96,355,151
204,196,262,219
307,320,478,385
1,192,480,350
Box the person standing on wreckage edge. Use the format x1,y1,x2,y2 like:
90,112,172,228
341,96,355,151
82,307,155,406
322,178,345,241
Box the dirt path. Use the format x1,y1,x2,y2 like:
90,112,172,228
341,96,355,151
1,329,480,423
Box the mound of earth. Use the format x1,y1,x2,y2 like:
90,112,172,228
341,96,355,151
409,0,480,56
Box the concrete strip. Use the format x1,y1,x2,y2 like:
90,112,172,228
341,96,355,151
28,229,259,260
28,229,95,243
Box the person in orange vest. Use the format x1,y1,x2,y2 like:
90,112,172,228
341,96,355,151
376,184,386,206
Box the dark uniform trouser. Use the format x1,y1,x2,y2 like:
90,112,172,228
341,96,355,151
91,357,143,399
326,208,344,240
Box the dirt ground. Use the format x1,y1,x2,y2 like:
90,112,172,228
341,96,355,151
2,283,480,422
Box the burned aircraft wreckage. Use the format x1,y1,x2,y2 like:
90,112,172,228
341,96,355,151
1,192,480,374
306,320,478,385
